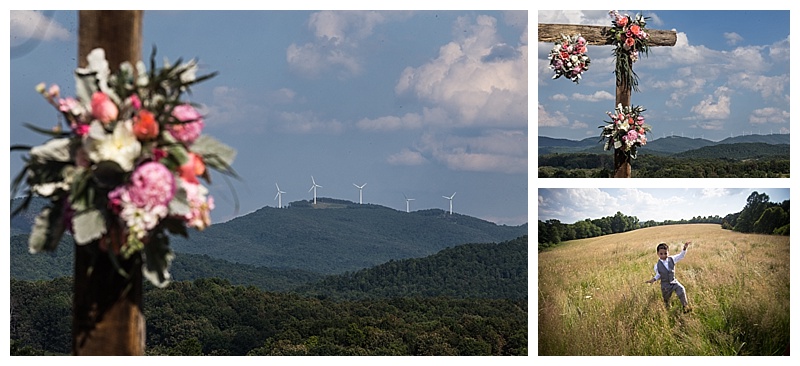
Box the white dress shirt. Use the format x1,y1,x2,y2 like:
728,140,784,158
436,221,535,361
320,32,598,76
653,249,686,284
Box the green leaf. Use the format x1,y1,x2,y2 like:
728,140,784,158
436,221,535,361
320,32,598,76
169,179,191,217
29,138,72,162
28,204,68,253
142,231,174,288
72,208,107,245
192,135,236,171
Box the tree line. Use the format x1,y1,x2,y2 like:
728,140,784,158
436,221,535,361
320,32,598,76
722,191,789,235
538,191,788,251
538,153,789,178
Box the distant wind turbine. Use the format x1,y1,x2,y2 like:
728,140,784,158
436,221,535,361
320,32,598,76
309,176,322,205
353,183,367,204
403,193,415,213
274,183,286,208
442,192,456,215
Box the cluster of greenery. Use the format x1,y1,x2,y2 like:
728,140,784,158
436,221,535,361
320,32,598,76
722,191,789,235
538,151,789,178
10,277,527,356
538,211,724,252
297,236,527,300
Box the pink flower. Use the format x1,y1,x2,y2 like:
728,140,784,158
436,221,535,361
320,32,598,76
181,180,214,231
624,36,635,49
126,161,175,210
90,92,119,124
630,24,641,36
625,129,639,142
128,94,142,110
168,104,204,145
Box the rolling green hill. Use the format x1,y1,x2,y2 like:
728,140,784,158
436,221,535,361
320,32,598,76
169,198,527,274
297,235,528,300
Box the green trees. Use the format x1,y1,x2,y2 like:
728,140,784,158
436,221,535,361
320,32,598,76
726,191,790,235
10,277,528,356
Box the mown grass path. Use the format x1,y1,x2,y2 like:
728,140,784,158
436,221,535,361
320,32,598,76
538,224,789,355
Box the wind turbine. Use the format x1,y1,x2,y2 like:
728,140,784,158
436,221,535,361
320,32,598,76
403,193,415,213
442,192,456,215
309,176,322,205
274,183,286,208
353,183,367,204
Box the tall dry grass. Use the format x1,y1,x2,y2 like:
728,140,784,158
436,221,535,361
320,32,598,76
538,224,789,355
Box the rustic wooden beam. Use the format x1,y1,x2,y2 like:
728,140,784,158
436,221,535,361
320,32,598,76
74,10,145,356
538,23,677,46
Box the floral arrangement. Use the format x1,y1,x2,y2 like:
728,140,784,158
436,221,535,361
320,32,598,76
548,33,591,84
606,10,650,92
11,48,236,287
599,103,651,158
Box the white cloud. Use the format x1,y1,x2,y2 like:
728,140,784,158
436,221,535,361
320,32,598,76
769,36,790,61
287,11,411,79
571,90,614,102
9,10,71,45
537,10,610,26
387,148,427,166
416,130,527,174
702,188,730,198
357,112,423,131
277,111,344,134
395,15,527,128
691,86,731,120
550,94,568,101
728,72,788,100
724,32,744,45
538,104,569,127
749,107,789,125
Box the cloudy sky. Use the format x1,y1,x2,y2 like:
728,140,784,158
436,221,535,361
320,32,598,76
538,10,790,142
538,188,791,224
7,8,528,225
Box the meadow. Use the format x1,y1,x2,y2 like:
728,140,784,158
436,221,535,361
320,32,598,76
538,224,789,355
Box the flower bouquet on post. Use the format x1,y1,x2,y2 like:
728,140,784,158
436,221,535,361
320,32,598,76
11,47,237,287
599,103,651,159
606,10,651,92
548,33,591,84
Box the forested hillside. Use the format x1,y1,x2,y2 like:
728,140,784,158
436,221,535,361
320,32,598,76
11,277,528,355
298,236,528,300
169,198,527,274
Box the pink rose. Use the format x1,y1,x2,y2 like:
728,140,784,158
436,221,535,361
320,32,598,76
617,16,628,27
90,92,118,124
624,36,635,49
626,129,639,141
168,104,204,145
126,161,176,209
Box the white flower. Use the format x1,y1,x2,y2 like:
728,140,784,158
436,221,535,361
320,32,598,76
85,120,141,171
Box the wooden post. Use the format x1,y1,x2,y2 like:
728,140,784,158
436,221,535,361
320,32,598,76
538,22,677,177
73,10,144,356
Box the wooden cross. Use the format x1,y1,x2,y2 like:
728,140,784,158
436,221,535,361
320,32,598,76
539,22,677,177
73,10,144,355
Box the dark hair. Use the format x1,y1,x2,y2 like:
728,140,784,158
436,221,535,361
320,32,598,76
656,243,668,252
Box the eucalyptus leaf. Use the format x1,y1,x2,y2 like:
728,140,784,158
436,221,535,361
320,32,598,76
72,208,107,245
192,135,237,168
142,231,174,288
28,205,68,253
29,138,72,162
168,180,191,216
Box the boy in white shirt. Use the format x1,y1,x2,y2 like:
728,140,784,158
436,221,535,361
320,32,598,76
646,241,692,312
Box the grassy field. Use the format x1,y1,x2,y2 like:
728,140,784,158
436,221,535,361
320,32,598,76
538,224,789,355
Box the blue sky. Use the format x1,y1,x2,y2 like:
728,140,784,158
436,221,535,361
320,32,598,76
7,9,529,226
538,10,790,142
538,188,791,224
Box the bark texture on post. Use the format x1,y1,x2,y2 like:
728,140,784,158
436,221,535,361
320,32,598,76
78,11,143,71
538,23,677,46
74,10,144,356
